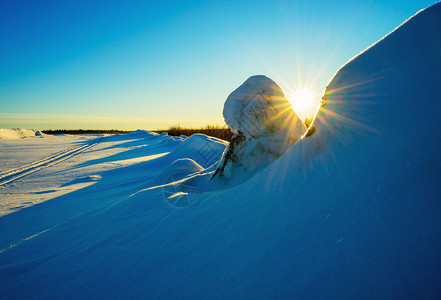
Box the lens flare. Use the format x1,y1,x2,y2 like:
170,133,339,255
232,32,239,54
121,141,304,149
287,89,317,119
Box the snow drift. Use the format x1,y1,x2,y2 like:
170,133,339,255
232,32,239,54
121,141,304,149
0,128,44,139
153,134,227,207
1,3,441,299
167,134,227,169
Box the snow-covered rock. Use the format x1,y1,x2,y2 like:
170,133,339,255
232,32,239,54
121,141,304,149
213,75,307,182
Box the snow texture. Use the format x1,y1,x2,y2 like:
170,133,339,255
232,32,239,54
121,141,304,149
1,3,441,299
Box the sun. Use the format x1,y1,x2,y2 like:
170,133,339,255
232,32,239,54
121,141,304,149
287,89,318,119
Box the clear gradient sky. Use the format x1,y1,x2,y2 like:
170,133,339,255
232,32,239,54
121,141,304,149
0,0,437,130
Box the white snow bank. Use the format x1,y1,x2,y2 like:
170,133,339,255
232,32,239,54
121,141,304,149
159,135,186,146
158,159,204,207
214,75,306,182
320,0,441,183
168,134,227,169
124,129,159,137
157,158,204,184
0,128,44,139
152,134,227,206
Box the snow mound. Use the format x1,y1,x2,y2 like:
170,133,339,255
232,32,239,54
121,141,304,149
157,158,204,183
168,134,227,169
124,129,159,137
213,75,306,182
152,134,227,206
320,1,441,184
131,134,227,208
0,128,45,139
158,159,204,207
103,130,162,143
159,135,186,146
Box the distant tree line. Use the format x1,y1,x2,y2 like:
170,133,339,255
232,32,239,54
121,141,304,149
41,126,234,141
43,120,313,141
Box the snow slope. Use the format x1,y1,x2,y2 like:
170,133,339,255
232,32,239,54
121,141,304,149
1,3,441,299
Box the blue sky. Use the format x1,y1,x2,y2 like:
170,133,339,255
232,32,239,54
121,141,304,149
0,0,437,130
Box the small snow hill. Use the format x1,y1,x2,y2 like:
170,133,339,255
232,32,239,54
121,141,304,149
0,128,44,139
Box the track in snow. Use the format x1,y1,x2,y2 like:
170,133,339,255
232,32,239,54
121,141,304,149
0,137,106,188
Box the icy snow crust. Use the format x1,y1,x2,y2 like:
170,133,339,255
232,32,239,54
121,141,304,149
1,3,441,299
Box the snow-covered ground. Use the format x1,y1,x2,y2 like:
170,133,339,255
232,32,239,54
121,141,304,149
1,2,441,299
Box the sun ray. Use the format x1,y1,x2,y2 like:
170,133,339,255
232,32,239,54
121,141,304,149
287,88,319,121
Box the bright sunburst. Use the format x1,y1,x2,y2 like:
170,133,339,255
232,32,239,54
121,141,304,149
287,89,317,119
